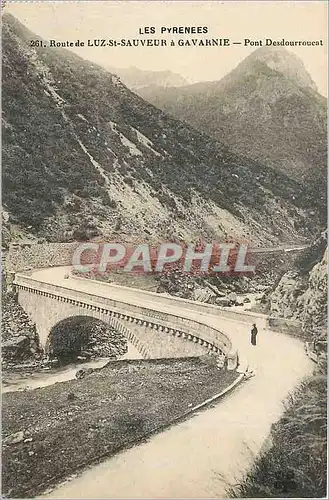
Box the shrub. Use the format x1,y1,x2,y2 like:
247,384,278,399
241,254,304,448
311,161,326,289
230,373,327,498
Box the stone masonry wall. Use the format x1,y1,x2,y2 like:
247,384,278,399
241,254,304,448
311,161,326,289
5,243,80,271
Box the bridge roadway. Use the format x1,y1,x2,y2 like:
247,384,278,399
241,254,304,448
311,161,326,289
28,267,313,499
26,266,269,337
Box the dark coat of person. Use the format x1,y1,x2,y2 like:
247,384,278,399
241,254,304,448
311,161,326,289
251,325,258,346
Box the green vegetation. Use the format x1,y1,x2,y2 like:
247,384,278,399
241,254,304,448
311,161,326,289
138,51,327,226
2,14,323,242
231,370,327,498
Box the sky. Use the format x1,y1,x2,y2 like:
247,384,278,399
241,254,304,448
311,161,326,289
7,1,328,96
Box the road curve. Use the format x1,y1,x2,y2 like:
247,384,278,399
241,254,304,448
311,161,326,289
29,267,313,499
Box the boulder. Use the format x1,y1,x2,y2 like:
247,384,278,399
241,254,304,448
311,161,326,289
2,336,30,361
215,298,231,307
3,431,24,445
76,367,95,379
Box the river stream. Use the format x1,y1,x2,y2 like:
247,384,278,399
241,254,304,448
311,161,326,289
2,344,141,394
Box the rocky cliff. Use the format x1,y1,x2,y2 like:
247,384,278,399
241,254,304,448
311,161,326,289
269,233,327,335
2,275,41,363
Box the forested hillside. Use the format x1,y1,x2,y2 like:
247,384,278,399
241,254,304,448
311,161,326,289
2,14,323,244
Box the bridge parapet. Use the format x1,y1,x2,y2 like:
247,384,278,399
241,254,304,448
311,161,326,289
14,274,237,362
73,276,269,328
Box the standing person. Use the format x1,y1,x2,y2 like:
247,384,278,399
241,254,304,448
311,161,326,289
251,323,258,346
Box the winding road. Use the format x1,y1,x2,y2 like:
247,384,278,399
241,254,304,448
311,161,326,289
28,267,312,499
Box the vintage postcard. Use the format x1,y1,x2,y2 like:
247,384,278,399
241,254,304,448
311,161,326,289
1,1,328,498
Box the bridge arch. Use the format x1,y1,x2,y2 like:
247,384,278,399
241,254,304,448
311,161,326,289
46,313,151,361
15,276,236,363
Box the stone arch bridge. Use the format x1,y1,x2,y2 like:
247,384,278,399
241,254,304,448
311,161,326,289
13,272,241,367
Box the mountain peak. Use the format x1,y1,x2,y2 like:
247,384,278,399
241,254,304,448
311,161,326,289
138,44,326,213
239,46,317,91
